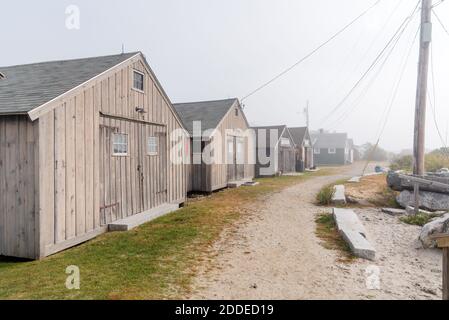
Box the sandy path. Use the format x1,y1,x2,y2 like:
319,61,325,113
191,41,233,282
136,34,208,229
189,163,442,300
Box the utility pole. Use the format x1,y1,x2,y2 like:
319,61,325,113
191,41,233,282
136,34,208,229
304,100,310,128
413,0,432,176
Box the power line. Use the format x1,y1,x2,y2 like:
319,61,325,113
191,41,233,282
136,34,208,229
240,0,382,102
320,0,421,125
433,9,449,37
427,42,449,158
327,16,419,132
322,0,405,111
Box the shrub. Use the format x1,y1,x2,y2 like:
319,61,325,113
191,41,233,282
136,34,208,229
390,152,449,173
400,213,440,226
316,185,336,205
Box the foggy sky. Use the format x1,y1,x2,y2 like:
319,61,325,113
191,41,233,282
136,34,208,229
2,0,449,152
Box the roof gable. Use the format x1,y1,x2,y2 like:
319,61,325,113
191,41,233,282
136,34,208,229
289,127,309,146
0,52,138,115
311,132,348,149
173,98,238,135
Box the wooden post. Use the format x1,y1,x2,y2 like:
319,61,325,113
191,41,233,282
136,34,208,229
431,234,449,300
414,182,420,215
413,0,432,176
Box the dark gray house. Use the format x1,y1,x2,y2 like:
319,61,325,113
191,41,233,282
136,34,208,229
311,130,353,166
289,127,314,172
253,125,296,177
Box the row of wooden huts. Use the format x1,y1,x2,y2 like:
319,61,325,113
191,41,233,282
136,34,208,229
0,52,315,259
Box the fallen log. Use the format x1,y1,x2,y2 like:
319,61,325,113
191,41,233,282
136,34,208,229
387,172,449,195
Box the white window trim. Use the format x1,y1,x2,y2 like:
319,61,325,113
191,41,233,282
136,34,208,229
314,148,320,154
112,133,129,157
147,136,158,156
132,70,145,93
328,148,336,154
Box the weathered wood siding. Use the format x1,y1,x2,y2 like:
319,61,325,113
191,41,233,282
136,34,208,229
208,104,254,192
0,116,39,259
35,55,187,258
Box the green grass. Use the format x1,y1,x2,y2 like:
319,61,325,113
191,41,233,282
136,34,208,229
0,169,333,300
315,213,354,263
316,179,347,206
400,213,440,227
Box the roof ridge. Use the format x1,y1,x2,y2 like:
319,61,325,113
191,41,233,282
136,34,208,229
173,98,237,106
0,52,140,69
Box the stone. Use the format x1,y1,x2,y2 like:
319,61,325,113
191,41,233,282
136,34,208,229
348,176,361,183
333,208,367,237
340,229,376,261
332,185,346,205
419,213,449,248
381,208,406,216
397,190,449,211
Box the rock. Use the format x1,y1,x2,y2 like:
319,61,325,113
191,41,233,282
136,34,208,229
381,208,406,216
419,213,449,248
332,185,346,205
397,190,449,211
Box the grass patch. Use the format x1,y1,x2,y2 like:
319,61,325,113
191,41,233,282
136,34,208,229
400,213,440,226
315,213,354,263
316,185,335,206
0,169,333,300
316,179,347,206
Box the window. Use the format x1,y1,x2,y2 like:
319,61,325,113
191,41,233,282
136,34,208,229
0,72,4,80
133,71,144,91
112,133,128,156
314,148,320,154
280,138,291,147
328,148,336,154
148,136,158,155
235,108,239,116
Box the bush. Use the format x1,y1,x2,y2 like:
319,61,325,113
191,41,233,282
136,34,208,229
400,213,440,226
390,152,449,172
316,185,336,205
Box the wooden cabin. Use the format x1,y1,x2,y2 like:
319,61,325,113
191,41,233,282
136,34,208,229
289,127,314,172
173,99,255,192
0,52,188,259
253,125,296,177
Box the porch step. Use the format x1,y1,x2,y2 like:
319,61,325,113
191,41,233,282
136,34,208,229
108,203,180,232
228,179,252,188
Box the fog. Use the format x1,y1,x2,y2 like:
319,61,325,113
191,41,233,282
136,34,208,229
2,0,449,153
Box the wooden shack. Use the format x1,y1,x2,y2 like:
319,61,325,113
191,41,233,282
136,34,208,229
173,99,255,192
0,52,188,259
253,125,296,177
289,127,314,172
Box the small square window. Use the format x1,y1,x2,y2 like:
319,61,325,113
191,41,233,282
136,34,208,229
148,136,158,155
133,71,144,91
328,148,336,154
314,148,320,154
112,133,128,156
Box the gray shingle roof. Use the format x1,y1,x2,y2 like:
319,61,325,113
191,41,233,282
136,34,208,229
173,98,238,135
0,52,139,115
289,127,308,146
311,132,348,149
252,125,289,148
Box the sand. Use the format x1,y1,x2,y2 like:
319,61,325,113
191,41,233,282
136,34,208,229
188,163,442,300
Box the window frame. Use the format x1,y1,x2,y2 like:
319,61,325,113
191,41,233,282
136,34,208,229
314,148,321,154
147,136,158,156
328,148,337,154
112,133,129,157
132,70,145,93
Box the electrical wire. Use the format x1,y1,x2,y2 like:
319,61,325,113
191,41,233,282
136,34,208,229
240,0,382,102
320,0,421,125
433,9,449,37
361,18,420,175
326,17,419,131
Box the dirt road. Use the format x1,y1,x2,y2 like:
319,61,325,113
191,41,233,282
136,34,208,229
189,163,442,300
